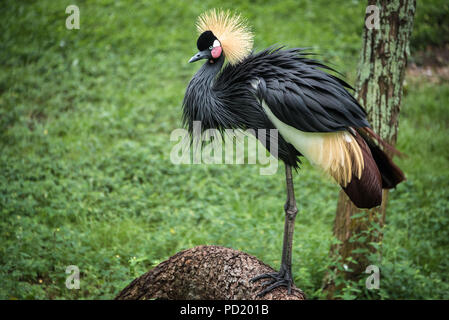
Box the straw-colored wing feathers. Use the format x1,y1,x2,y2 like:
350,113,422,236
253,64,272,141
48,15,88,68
316,132,364,187
197,9,253,65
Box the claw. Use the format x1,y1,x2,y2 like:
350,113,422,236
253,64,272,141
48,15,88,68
261,279,276,287
249,272,278,283
251,269,294,297
257,279,289,297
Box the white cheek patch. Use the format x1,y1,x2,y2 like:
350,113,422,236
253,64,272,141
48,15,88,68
213,39,221,48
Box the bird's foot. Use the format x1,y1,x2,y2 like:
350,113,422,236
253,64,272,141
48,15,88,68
250,266,294,297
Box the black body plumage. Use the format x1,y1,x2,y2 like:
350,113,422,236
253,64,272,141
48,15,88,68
183,47,370,168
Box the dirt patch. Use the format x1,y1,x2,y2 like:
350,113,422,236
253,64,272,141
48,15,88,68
406,44,449,83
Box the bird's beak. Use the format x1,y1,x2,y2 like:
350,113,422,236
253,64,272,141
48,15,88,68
189,49,211,63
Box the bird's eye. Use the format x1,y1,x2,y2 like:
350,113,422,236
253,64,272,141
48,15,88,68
209,46,213,50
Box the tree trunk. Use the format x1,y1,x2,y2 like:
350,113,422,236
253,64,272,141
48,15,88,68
324,0,416,297
116,245,305,300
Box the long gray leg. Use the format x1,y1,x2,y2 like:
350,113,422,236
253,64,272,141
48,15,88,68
281,163,298,288
251,164,298,296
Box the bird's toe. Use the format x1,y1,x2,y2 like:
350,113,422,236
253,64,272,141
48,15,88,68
251,270,294,297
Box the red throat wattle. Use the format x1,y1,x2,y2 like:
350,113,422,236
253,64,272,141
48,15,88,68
211,46,222,58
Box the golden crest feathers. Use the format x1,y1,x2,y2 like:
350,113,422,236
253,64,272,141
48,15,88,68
196,9,253,65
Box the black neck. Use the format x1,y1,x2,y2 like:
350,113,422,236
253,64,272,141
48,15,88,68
195,55,225,86
183,55,226,132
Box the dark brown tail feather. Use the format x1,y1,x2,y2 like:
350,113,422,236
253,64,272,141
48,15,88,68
357,127,406,189
342,128,406,209
342,133,382,209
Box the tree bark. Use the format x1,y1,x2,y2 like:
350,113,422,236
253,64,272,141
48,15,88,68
324,0,416,297
116,245,305,300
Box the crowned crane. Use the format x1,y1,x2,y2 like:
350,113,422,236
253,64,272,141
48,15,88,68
182,10,405,296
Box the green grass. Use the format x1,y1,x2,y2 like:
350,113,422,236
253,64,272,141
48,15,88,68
1,0,448,299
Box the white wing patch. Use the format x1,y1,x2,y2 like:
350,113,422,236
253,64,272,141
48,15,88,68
261,100,364,186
